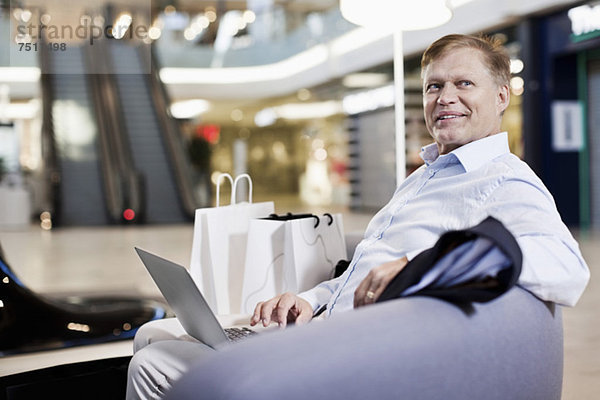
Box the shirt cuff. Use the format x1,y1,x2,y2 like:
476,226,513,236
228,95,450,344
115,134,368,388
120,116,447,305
405,247,427,261
298,286,333,314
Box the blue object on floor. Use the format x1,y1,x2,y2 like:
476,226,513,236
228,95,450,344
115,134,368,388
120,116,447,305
0,242,167,355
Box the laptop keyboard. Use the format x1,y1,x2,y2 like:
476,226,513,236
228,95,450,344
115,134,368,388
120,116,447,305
225,327,257,342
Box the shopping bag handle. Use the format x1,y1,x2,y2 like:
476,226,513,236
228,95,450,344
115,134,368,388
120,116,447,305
215,173,234,207
265,212,326,228
232,173,253,204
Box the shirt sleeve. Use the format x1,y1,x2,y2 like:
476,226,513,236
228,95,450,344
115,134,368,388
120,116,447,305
297,274,346,314
405,247,428,261
484,176,590,306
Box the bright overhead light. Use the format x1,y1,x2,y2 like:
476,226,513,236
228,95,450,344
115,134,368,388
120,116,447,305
275,101,342,120
242,10,256,24
342,84,395,115
510,76,524,91
0,67,40,83
340,0,452,31
343,73,389,88
297,88,311,101
510,59,524,74
0,100,39,119
112,13,133,39
170,99,210,119
184,28,197,41
160,45,328,84
256,101,342,123
21,9,32,23
148,27,162,40
205,10,217,23
255,107,278,127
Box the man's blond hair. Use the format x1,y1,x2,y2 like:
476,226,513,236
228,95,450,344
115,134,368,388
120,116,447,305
421,34,511,87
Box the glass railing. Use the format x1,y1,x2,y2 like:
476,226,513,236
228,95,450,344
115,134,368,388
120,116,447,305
152,6,357,68
0,11,38,67
1,4,356,69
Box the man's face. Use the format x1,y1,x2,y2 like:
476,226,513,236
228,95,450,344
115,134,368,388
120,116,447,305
422,47,510,155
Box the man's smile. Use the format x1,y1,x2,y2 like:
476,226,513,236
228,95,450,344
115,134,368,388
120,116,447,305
435,112,466,122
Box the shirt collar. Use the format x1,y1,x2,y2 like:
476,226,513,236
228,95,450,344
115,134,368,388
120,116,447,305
420,132,510,172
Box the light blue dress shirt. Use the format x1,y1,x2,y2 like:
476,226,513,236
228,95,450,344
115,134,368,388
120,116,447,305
299,132,590,316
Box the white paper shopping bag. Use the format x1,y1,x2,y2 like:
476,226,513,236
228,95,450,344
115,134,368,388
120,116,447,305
189,174,274,315
284,213,347,293
239,219,287,314
239,213,347,314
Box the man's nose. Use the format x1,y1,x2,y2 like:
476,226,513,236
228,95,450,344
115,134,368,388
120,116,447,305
437,84,458,105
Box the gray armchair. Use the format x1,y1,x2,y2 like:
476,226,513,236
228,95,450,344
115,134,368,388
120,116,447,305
166,286,562,400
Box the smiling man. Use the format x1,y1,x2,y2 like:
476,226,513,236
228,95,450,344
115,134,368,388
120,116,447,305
422,39,510,154
251,34,588,326
127,34,590,400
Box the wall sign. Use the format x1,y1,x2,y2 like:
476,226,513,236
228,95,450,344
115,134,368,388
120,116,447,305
568,4,600,42
551,101,584,152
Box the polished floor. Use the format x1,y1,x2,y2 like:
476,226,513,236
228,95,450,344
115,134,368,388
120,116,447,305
0,209,598,399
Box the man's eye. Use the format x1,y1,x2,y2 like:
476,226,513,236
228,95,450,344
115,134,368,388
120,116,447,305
460,81,473,87
426,83,440,91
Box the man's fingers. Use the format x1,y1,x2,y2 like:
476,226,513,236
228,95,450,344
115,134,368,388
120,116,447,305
354,272,373,308
354,271,386,307
251,294,314,328
364,270,394,304
250,301,264,326
373,273,395,299
259,296,281,327
354,257,409,308
295,302,313,325
275,293,297,328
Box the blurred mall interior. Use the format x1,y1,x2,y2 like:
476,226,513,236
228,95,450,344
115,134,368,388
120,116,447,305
0,0,599,398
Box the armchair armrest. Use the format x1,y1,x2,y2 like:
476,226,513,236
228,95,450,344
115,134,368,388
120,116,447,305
167,287,563,400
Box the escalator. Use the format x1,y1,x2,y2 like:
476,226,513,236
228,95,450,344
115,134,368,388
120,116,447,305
108,41,191,224
40,38,202,226
41,44,113,226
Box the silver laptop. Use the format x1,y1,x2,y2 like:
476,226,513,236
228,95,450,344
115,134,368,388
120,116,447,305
135,247,258,349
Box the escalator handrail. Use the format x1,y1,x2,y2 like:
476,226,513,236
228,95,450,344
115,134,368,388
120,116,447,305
81,39,127,223
140,44,201,218
84,35,145,223
38,30,61,224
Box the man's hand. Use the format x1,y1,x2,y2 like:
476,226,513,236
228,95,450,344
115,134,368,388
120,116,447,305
354,257,408,308
250,292,313,328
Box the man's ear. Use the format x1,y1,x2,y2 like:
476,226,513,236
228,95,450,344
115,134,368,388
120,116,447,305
497,84,510,114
